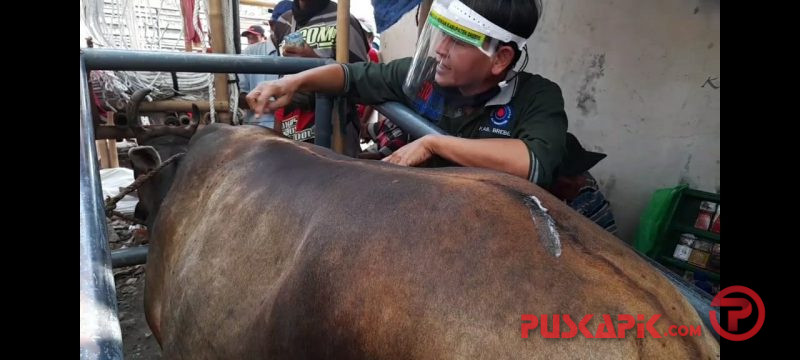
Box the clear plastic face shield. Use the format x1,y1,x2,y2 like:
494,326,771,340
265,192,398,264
403,0,532,118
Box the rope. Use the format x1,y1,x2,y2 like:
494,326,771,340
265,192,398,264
82,0,244,122
81,0,214,109
104,152,186,215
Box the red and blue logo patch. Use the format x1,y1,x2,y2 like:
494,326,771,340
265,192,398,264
418,81,434,101
491,105,513,127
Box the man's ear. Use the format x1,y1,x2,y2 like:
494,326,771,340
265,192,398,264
491,45,517,76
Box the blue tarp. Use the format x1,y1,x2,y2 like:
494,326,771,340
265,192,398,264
372,0,421,33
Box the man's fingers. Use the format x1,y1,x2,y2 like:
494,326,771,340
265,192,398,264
267,93,294,112
246,85,273,115
382,153,408,166
245,89,261,112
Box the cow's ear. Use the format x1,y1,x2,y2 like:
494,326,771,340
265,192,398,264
128,146,161,174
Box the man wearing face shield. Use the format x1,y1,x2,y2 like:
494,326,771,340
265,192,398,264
248,0,616,233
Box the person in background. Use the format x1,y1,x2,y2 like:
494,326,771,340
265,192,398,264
236,2,293,128
237,0,289,128
355,19,386,154
359,20,381,63
267,1,294,49
241,24,267,45
238,25,278,128
268,0,369,156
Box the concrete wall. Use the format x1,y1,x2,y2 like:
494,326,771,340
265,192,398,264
379,9,419,62
379,0,720,242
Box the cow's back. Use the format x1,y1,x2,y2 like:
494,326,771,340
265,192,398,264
145,124,719,359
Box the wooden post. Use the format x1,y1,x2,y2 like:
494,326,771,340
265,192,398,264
95,141,110,169
331,0,350,154
240,0,278,7
95,113,120,169
208,0,231,123
106,113,119,168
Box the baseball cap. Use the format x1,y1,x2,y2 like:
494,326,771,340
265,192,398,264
241,25,265,37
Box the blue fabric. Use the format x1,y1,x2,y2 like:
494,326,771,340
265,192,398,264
256,118,275,130
568,175,618,235
372,0,421,33
271,1,293,21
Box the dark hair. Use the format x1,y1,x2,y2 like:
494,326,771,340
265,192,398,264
461,0,541,69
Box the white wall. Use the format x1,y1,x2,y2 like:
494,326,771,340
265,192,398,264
379,9,419,61
380,0,721,243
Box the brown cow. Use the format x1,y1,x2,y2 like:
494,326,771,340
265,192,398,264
129,123,719,359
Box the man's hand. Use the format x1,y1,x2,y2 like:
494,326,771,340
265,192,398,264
244,64,348,116
282,44,319,58
246,76,300,116
382,135,438,166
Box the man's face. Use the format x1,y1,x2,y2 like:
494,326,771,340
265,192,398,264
246,34,262,44
433,35,493,88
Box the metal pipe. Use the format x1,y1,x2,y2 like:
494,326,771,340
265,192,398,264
314,94,332,148
112,245,149,268
374,101,446,139
232,0,241,55
138,100,228,112
80,53,124,360
82,48,333,74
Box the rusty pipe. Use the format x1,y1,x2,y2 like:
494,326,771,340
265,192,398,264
138,100,228,113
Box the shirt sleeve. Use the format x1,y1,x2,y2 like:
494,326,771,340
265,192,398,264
341,57,412,105
511,80,568,188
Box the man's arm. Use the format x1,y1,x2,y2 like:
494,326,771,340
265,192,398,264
246,64,346,115
246,58,412,116
384,80,569,187
383,136,531,179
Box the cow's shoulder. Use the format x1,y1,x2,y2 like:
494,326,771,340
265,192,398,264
190,123,274,145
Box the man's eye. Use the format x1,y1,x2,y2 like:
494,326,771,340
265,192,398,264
453,38,469,47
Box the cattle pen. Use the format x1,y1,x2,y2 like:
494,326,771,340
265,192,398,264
80,1,720,358
81,47,717,359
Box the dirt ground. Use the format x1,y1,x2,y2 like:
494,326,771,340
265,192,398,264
108,219,162,359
